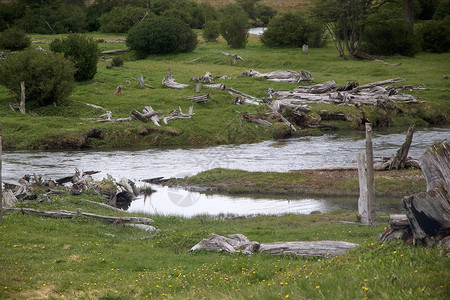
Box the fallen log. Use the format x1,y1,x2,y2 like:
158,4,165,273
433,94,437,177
350,78,405,93
3,207,154,224
162,69,188,89
189,233,358,257
227,88,261,102
242,69,314,83
234,96,260,106
188,94,210,103
215,51,244,65
293,81,337,94
204,83,226,90
100,48,130,55
143,106,161,126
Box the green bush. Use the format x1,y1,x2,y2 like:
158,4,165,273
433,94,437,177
434,0,450,20
50,34,100,81
261,12,326,48
126,16,197,58
111,57,124,67
417,17,450,53
0,27,31,51
202,20,220,42
99,6,152,33
16,4,86,34
361,20,420,57
219,5,249,49
0,50,75,108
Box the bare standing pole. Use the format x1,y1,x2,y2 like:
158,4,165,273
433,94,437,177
0,123,3,222
365,123,376,225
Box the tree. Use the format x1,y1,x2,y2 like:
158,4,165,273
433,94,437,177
0,50,75,108
261,12,326,48
126,16,197,58
313,0,374,59
50,34,100,81
219,5,249,49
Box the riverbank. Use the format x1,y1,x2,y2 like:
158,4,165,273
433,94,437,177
165,168,426,198
0,33,448,150
1,191,448,299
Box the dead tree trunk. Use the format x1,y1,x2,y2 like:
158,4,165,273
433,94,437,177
0,123,2,222
389,124,415,170
365,123,376,225
20,82,26,114
380,140,450,245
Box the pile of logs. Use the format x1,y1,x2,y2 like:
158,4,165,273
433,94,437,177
379,140,450,248
1,169,144,211
266,78,424,108
189,233,358,257
85,105,194,126
242,69,314,83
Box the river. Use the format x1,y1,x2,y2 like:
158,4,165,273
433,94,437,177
2,127,449,217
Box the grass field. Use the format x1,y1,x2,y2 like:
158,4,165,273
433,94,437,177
0,32,449,150
1,191,449,299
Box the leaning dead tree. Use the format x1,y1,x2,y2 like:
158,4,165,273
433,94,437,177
379,140,450,246
242,69,314,83
190,233,358,257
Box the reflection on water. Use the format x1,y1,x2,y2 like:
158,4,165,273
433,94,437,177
127,185,402,218
2,127,447,216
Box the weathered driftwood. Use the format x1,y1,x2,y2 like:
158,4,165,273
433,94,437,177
389,124,415,170
215,52,244,65
189,233,358,257
194,83,202,93
20,81,26,114
163,106,194,124
188,94,210,103
3,207,154,224
130,108,163,124
242,69,314,83
143,106,161,126
293,81,337,94
190,72,214,83
243,115,272,127
204,83,226,90
227,88,261,102
101,48,130,55
234,96,260,106
125,223,159,233
379,140,450,245
82,199,124,212
138,76,145,88
162,69,188,89
350,78,404,93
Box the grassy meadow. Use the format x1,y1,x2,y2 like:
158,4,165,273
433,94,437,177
0,31,449,299
1,191,449,299
0,32,449,150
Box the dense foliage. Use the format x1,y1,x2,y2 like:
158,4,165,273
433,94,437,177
0,50,75,108
417,16,450,53
219,5,249,49
126,17,197,57
236,0,277,26
261,12,326,48
361,20,420,57
99,6,152,33
0,27,31,51
202,20,220,42
50,34,100,81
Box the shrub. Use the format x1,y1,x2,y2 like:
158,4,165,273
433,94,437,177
261,12,326,48
0,50,75,108
0,27,31,51
99,6,152,33
126,17,197,58
434,0,450,20
50,34,100,81
16,4,86,34
361,20,420,57
219,5,249,49
111,57,124,67
417,17,450,53
202,20,220,42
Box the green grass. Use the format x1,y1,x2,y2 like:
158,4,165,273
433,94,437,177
0,33,449,150
169,168,427,197
0,191,448,299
